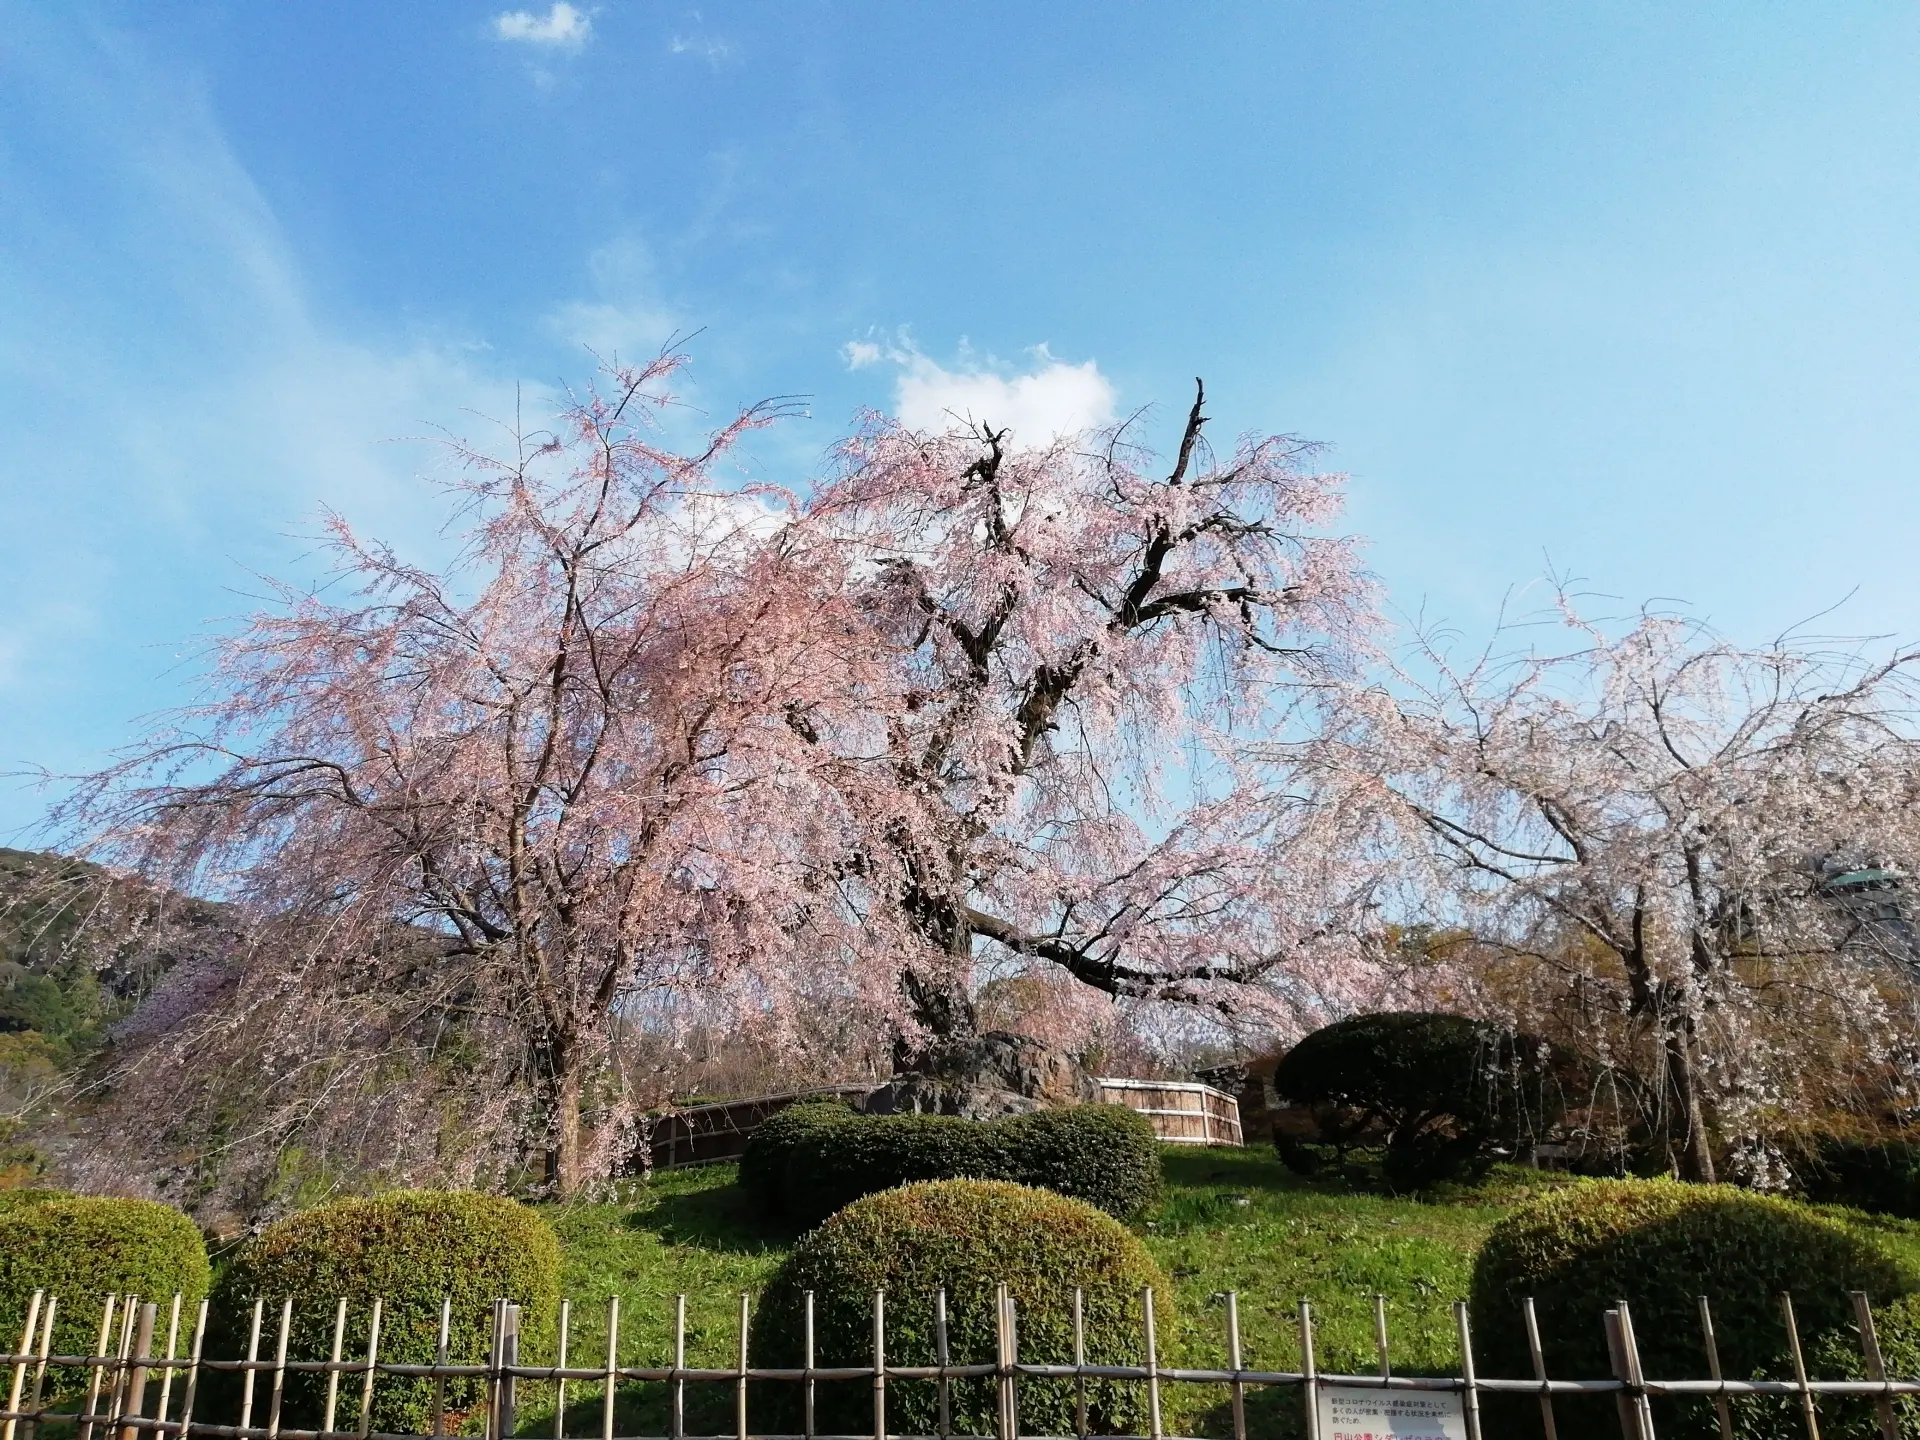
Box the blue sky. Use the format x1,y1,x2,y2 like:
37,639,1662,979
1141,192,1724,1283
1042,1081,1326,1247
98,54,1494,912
5,2,1920,835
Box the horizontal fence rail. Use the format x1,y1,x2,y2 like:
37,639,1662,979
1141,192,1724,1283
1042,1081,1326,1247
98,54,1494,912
1089,1083,1244,1148
0,1285,1913,1440
639,1083,1246,1170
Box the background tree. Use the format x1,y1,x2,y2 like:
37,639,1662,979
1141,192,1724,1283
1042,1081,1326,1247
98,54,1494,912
1271,1010,1574,1189
1286,606,1920,1181
796,383,1378,1050
55,356,896,1198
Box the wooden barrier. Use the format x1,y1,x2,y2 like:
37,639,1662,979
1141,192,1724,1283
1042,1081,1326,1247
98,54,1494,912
640,1075,1246,1169
639,1084,872,1169
1094,1077,1244,1146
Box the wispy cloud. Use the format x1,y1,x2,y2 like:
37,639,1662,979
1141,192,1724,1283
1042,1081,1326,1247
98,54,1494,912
669,33,735,65
667,9,734,66
492,4,591,48
545,236,680,362
0,13,531,812
846,336,1117,445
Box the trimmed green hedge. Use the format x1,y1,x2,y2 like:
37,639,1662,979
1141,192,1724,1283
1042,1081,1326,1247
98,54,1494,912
737,1101,854,1219
741,1103,1161,1229
219,1191,561,1435
1471,1179,1916,1440
750,1180,1173,1437
0,1195,210,1380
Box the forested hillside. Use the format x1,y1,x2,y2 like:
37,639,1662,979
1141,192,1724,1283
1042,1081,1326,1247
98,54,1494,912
0,849,238,1177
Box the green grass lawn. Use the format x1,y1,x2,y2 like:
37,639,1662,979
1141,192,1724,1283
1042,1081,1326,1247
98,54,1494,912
530,1148,1920,1439
533,1146,1557,1438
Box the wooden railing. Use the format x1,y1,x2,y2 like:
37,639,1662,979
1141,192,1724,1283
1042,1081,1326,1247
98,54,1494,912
1090,1080,1244,1147
638,1080,1245,1170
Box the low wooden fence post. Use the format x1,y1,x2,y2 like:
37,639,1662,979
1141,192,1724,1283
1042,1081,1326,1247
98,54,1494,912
1852,1292,1899,1440
118,1302,156,1440
5,1292,42,1440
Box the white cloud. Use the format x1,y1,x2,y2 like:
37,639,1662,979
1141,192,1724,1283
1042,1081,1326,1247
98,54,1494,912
668,33,735,64
861,341,1116,445
544,236,679,361
492,4,591,47
0,14,533,816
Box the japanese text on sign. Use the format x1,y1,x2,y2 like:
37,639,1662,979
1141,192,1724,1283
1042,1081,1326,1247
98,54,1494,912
1317,1384,1469,1440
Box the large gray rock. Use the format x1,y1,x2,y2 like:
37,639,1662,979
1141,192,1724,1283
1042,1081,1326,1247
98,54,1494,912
862,1030,1098,1118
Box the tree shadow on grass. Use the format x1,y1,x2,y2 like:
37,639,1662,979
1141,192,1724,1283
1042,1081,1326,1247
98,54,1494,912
619,1182,786,1255
1194,1382,1309,1440
524,1376,869,1439
1158,1143,1322,1195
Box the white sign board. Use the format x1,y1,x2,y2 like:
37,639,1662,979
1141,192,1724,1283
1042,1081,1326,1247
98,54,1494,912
1318,1384,1469,1440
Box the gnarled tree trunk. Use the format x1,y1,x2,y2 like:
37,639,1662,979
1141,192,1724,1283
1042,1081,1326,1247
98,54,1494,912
1661,1011,1716,1183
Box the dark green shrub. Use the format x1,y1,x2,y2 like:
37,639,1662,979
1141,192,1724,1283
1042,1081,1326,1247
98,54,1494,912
1274,1010,1572,1188
780,1112,1003,1229
999,1105,1162,1219
742,1103,1162,1228
1800,1139,1920,1218
0,1196,210,1380
219,1190,561,1435
750,1180,1173,1437
1470,1179,1915,1440
737,1100,856,1220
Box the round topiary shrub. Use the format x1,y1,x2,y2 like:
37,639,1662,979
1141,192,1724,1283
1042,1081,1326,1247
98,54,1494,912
219,1190,561,1435
0,1195,210,1385
750,1179,1173,1437
1470,1179,1916,1440
1275,1010,1572,1188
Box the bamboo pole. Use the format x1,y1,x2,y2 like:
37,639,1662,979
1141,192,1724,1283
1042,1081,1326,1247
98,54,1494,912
1455,1301,1484,1440
80,1295,119,1440
736,1293,749,1440
1522,1297,1558,1440
1697,1297,1734,1440
804,1292,817,1440
931,1291,946,1440
1850,1293,1897,1440
236,1299,263,1438
1782,1294,1820,1440
322,1301,346,1438
604,1297,622,1440
24,1295,57,1440
176,1299,206,1440
1374,1294,1392,1381
4,1291,43,1440
118,1302,156,1440
1142,1288,1162,1440
872,1291,887,1440
1226,1291,1246,1440
155,1296,181,1440
431,1298,451,1440
1070,1289,1086,1440
354,1300,382,1440
553,1299,570,1440
994,1286,1012,1440
1299,1301,1320,1440
265,1299,291,1440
